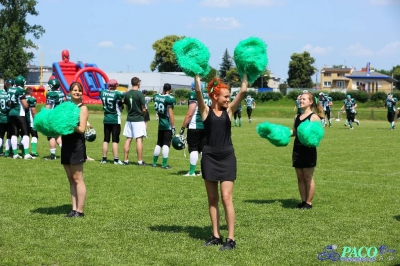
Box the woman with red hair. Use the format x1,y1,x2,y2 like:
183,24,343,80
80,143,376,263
194,73,248,251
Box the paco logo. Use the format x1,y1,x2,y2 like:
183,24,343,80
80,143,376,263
318,244,396,262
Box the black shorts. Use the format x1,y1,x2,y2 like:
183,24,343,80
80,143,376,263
144,110,150,122
233,110,242,119
346,111,355,122
156,130,172,147
9,116,29,136
0,123,9,139
29,127,38,138
201,145,236,182
187,129,206,153
247,108,253,117
103,124,121,143
292,144,317,168
61,133,86,165
387,112,395,123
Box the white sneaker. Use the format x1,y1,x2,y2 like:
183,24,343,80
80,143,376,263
24,154,35,160
183,172,196,177
197,172,202,176
114,160,124,165
13,154,22,159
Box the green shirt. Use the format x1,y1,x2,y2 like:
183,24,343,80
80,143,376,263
187,90,210,130
8,86,26,117
26,95,37,128
386,97,398,112
46,90,65,109
0,90,9,123
153,93,176,130
123,90,145,122
244,96,255,109
100,90,124,124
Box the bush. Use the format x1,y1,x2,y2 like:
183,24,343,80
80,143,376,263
247,90,258,100
329,92,346,101
370,92,387,102
286,90,301,101
393,92,400,100
347,91,369,103
173,89,190,99
259,92,283,102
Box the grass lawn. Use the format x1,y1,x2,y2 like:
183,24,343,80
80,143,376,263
0,108,399,265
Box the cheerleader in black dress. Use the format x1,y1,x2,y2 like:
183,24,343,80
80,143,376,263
194,74,248,251
62,82,89,218
291,92,324,210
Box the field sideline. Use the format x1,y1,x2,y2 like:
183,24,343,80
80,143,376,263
0,111,399,265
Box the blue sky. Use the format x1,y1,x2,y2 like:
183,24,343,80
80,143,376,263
28,0,400,80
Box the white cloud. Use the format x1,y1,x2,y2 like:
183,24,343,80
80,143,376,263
342,43,373,56
369,0,400,5
123,44,138,51
302,44,333,56
377,41,400,56
97,41,114,48
200,0,283,7
198,17,242,30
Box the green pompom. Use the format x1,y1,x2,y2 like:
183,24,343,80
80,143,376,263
234,37,268,84
297,120,324,147
33,102,80,137
173,37,210,77
256,122,291,147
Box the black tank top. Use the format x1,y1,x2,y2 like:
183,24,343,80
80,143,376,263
293,112,313,146
203,108,232,147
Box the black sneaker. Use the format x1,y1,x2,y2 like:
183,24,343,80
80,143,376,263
296,201,306,209
72,211,85,217
220,238,236,250
138,162,147,166
161,165,171,169
123,161,130,165
301,203,313,209
203,235,223,246
66,210,76,217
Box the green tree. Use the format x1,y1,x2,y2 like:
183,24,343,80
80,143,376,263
219,49,233,80
201,66,216,83
287,52,316,88
0,0,45,79
279,82,289,95
393,65,400,91
225,67,241,87
252,70,270,88
150,35,184,72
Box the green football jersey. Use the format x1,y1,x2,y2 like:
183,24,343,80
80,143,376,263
153,93,176,130
65,94,71,102
0,90,10,123
123,90,146,122
187,90,210,130
244,96,255,109
26,95,37,128
343,99,356,111
8,86,26,117
386,97,397,112
100,90,124,124
230,95,242,111
46,90,65,109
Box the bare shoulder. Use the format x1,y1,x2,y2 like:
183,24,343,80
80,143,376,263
310,113,321,121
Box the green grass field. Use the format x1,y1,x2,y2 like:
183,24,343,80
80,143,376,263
0,108,399,265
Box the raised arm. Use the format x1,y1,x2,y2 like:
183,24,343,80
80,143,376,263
195,75,209,121
228,74,248,115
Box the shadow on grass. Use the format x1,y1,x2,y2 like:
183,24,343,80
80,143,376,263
244,198,300,209
30,204,71,215
149,224,227,240
394,215,400,221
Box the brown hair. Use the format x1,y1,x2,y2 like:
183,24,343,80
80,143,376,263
305,93,324,118
69,82,83,92
207,77,229,98
131,77,141,86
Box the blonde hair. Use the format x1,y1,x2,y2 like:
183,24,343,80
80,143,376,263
305,93,324,118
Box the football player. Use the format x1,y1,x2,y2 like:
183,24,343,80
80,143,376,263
100,79,124,165
340,95,357,129
385,93,398,130
244,94,256,123
179,82,210,176
0,79,13,156
151,83,176,169
143,89,152,134
25,87,39,156
45,79,65,159
324,93,333,127
7,75,34,159
230,91,242,127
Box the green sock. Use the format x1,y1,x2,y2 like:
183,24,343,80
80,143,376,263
162,157,168,166
31,143,37,153
189,164,196,175
239,118,242,126
24,148,29,155
13,149,18,155
4,151,9,156
152,156,159,165
234,120,237,126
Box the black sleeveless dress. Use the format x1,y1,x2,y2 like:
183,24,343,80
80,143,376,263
292,112,317,168
61,104,86,165
201,108,236,181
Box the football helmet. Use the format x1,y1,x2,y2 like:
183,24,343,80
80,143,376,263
172,135,186,150
48,79,60,91
5,79,15,86
15,75,26,87
85,128,97,142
